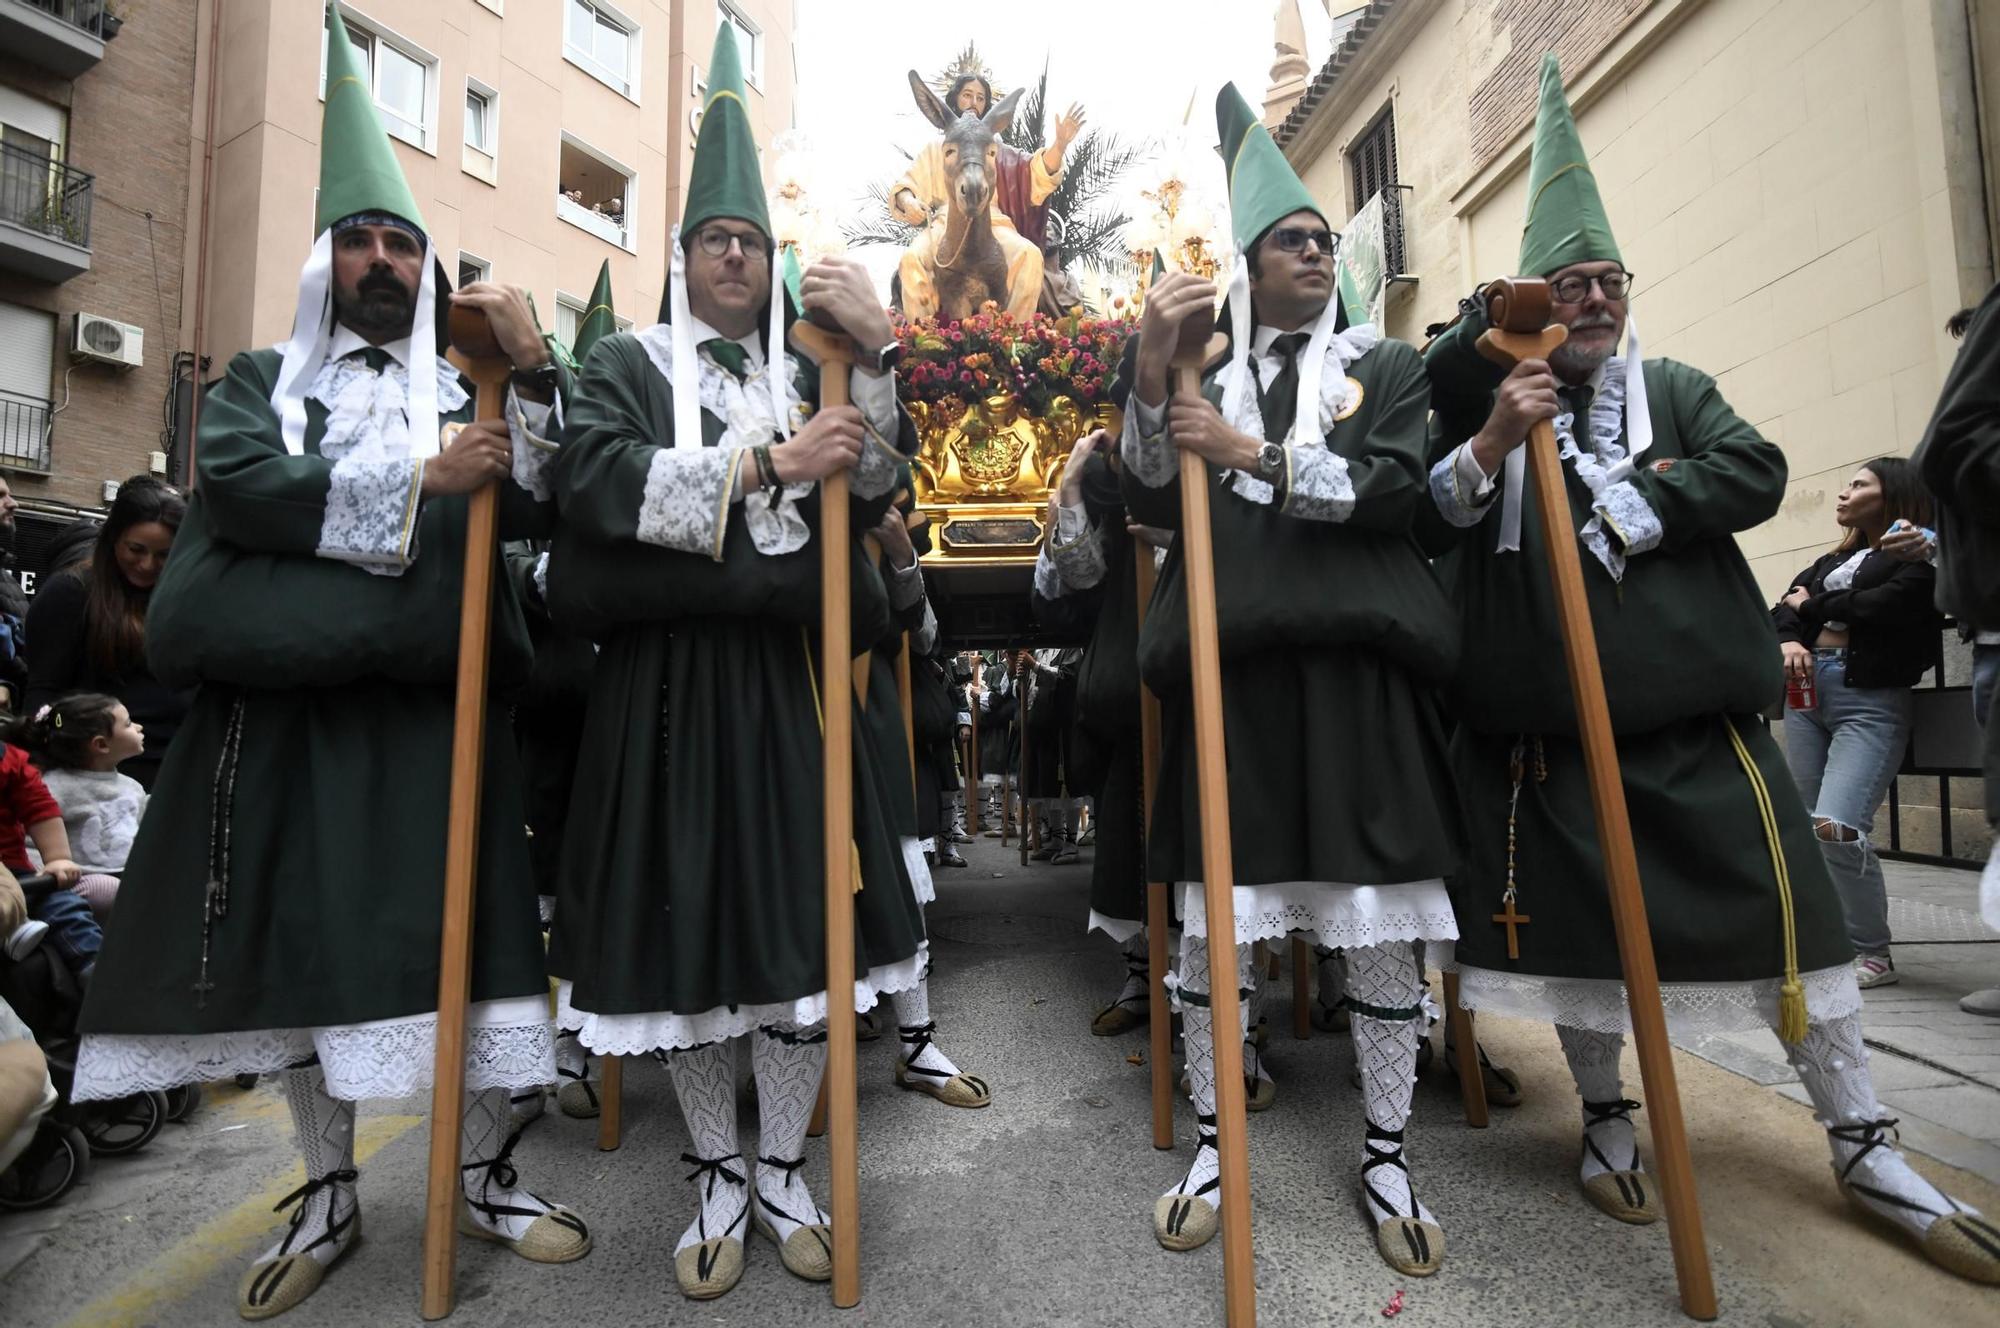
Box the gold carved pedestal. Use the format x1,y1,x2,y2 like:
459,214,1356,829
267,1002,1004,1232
909,397,1122,566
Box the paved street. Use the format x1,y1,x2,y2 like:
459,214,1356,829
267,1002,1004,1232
3,841,1995,1327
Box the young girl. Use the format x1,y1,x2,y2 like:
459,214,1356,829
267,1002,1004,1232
23,693,146,919
0,709,90,978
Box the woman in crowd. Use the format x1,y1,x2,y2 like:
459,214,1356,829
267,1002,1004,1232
1773,456,1944,988
25,478,187,790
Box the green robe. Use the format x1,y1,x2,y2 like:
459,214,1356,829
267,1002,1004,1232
1122,332,1462,888
81,348,554,1037
1421,309,1851,987
544,333,927,1022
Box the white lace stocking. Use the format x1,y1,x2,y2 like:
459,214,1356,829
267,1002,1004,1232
256,1066,358,1270
460,1087,568,1241
751,1027,830,1241
1557,1024,1639,1183
1164,938,1261,1213
1314,944,1346,1015
891,980,964,1078
668,1041,747,1255
1784,1014,1979,1238
1347,944,1434,1227
555,1029,589,1079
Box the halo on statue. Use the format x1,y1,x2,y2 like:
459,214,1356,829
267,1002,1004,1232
933,41,1005,108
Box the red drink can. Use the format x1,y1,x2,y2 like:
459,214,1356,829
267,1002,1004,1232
1786,673,1817,710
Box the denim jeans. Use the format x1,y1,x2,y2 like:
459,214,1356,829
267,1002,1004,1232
27,887,102,974
1783,649,1912,956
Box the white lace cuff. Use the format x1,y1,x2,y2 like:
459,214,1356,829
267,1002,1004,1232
1280,445,1356,522
506,385,561,504
1428,443,1498,529
852,425,904,501
1121,395,1176,488
317,455,423,574
1594,479,1663,556
532,550,550,600
1049,501,1106,590
638,446,742,560
912,597,939,656
743,482,812,555
852,367,899,442
885,555,925,610
1033,543,1065,601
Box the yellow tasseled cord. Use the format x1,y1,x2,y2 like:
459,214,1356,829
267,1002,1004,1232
1724,716,1807,1043
802,630,866,895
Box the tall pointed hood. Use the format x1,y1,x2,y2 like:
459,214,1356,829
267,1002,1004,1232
1213,80,1343,446
662,23,790,453
1518,52,1620,276
271,5,442,460
572,259,617,366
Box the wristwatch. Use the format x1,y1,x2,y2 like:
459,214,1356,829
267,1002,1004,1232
1256,440,1286,478
510,361,561,397
856,341,903,374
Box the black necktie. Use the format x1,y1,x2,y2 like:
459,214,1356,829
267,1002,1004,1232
1256,332,1310,429
350,346,392,373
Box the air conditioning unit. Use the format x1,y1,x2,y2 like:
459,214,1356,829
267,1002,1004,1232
71,313,144,369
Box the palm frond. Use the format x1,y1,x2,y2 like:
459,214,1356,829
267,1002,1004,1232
1002,59,1048,151
843,180,922,250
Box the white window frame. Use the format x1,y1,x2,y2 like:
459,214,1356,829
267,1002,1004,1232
553,287,633,348
462,77,498,184
555,132,637,253
474,0,503,13
458,251,491,289
564,0,642,103
321,5,441,156
716,2,762,90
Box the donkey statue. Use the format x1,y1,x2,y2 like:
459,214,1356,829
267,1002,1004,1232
901,73,1041,322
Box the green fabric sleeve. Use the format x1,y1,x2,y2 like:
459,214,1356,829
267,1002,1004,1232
1624,360,1785,550
195,351,342,557
553,337,676,547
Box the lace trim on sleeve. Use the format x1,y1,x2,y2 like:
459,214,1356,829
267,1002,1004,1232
1279,445,1355,523
852,424,903,500
638,446,741,560
505,384,561,503
317,456,423,574
1121,394,1176,488
1049,517,1107,590
1429,443,1495,528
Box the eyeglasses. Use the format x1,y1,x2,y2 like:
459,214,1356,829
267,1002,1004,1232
1550,270,1634,303
1270,226,1336,256
694,227,770,260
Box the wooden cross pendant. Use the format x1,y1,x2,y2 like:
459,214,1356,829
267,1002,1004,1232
1492,898,1531,961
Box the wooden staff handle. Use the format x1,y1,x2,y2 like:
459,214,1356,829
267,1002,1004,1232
897,635,916,784
1019,662,1032,867
421,309,510,1321
791,320,863,1308
1134,549,1174,1150
596,1055,624,1150
1172,332,1255,1328
1479,277,1715,1321
967,659,982,834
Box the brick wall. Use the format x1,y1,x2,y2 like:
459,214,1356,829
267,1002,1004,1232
1467,0,1649,168
0,0,198,511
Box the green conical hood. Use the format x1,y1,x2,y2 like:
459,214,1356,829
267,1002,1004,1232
572,260,617,364
682,25,770,239
1518,52,1620,276
1216,81,1322,253
315,6,425,236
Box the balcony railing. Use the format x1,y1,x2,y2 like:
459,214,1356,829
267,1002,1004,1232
0,0,114,76
0,392,53,473
1378,183,1412,282
0,141,94,249
557,193,630,250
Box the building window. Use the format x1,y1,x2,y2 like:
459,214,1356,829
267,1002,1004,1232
0,301,55,472
553,290,634,348
1347,105,1406,278
463,79,498,183
458,252,491,290
565,0,639,99
322,8,439,153
717,2,761,88
556,134,634,251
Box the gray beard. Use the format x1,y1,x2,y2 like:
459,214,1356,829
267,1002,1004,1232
1550,337,1615,382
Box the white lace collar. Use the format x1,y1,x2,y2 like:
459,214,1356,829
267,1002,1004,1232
1221,323,1381,503
306,346,468,464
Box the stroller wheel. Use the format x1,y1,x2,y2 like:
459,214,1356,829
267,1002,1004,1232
163,1082,202,1122
81,1090,167,1156
0,1121,92,1210
234,1073,260,1091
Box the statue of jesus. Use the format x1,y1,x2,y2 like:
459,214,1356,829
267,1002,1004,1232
891,69,1084,320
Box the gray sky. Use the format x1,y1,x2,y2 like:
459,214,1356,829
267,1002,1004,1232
789,2,1344,286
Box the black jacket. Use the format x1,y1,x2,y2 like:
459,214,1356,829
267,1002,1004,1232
1914,280,2000,628
1771,548,1943,688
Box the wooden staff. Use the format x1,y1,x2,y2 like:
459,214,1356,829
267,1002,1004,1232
1170,316,1255,1327
967,656,983,835
420,307,507,1321
1018,656,1033,867
595,1054,624,1150
1477,277,1715,1321
790,319,864,1308
1135,548,1174,1150
898,634,916,784
1445,973,1487,1127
